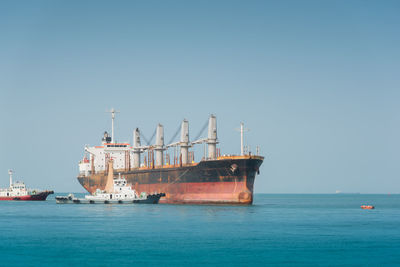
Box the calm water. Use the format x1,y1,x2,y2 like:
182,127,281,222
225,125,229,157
1,194,399,266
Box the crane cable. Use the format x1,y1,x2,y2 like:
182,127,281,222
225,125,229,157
167,124,182,145
141,127,157,146
194,119,209,141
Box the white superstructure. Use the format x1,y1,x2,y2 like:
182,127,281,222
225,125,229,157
79,112,143,175
82,138,133,175
0,170,33,197
0,181,28,197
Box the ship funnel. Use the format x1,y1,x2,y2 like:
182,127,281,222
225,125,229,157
207,114,218,159
155,124,165,166
180,119,190,164
133,128,141,168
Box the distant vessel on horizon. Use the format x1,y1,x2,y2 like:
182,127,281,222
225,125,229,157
0,170,53,201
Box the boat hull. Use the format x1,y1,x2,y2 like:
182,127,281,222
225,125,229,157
55,193,164,204
0,191,54,201
77,156,263,205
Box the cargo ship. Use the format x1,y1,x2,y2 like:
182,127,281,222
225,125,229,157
77,110,264,205
0,170,53,201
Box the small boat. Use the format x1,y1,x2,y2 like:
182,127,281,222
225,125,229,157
361,205,375,209
0,170,53,201
56,173,165,204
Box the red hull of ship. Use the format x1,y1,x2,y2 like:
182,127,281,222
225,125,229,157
0,191,53,201
82,181,254,205
136,181,254,204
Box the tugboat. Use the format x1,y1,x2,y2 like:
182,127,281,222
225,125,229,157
0,170,54,201
56,161,164,204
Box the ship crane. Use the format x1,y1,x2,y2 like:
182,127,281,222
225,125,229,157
190,115,218,160
131,126,158,168
163,117,210,147
165,119,191,165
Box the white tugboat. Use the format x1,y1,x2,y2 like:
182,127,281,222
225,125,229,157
56,161,164,204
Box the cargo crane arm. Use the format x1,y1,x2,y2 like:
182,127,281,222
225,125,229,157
190,138,208,145
133,145,154,151
166,141,180,148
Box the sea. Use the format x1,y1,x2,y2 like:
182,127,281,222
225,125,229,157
1,194,399,266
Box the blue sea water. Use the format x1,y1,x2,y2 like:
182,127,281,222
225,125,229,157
1,194,400,266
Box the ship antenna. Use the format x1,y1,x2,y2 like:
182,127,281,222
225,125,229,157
8,169,13,187
107,108,120,143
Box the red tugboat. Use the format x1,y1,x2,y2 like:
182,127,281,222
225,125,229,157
361,205,375,210
0,170,53,201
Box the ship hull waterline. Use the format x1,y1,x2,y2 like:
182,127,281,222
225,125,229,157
78,156,263,205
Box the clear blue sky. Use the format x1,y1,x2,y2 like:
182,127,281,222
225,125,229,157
0,0,399,193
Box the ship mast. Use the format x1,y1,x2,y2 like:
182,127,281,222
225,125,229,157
107,108,120,143
241,123,244,156
8,169,13,187
237,122,249,156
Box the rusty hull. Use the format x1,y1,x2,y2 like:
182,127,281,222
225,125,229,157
77,155,263,205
